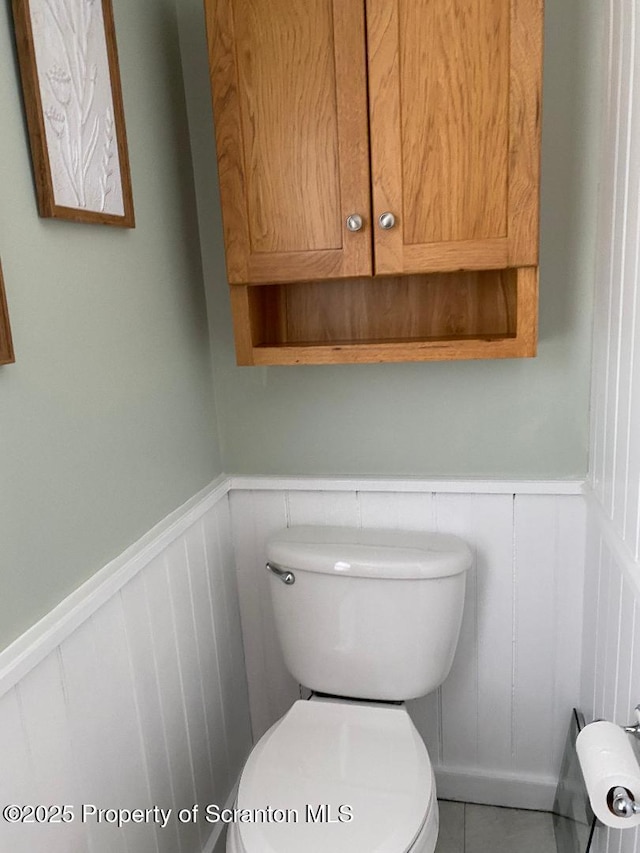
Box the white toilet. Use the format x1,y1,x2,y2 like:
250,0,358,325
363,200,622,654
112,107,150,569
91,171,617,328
227,526,472,853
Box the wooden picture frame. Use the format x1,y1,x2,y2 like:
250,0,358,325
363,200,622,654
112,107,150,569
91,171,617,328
12,0,135,227
0,262,15,366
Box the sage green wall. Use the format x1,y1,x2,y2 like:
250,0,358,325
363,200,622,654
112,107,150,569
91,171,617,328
0,0,222,650
179,0,600,478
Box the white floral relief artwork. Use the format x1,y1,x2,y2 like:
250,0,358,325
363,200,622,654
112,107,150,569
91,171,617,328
29,0,124,215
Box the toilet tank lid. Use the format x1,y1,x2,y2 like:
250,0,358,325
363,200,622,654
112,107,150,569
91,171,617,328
266,526,472,579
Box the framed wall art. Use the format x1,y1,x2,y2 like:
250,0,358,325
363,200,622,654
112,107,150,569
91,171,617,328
12,0,135,227
0,262,15,366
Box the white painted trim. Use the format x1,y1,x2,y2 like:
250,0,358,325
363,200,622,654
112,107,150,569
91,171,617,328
0,475,231,700
586,486,640,597
230,475,586,495
201,775,241,853
435,767,557,812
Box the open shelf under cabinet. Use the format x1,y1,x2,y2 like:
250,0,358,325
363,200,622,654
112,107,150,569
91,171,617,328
230,267,538,366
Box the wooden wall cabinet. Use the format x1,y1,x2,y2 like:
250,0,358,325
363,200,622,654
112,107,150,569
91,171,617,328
205,0,543,365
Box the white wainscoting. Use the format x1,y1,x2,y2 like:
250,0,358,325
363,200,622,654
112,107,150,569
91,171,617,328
0,478,251,853
229,478,586,811
589,0,640,564
581,0,640,849
581,497,640,853
0,474,589,849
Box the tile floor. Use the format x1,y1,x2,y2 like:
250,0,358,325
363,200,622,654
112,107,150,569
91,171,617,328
436,800,556,853
215,800,557,853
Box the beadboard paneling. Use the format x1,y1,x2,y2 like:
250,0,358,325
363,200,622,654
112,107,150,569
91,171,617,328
589,0,640,561
229,484,586,810
581,503,640,853
582,0,640,849
0,487,251,853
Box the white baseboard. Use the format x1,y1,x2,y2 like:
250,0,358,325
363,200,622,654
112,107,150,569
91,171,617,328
200,766,555,851
435,766,557,811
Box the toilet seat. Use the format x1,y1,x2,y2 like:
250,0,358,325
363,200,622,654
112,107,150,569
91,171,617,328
232,699,436,853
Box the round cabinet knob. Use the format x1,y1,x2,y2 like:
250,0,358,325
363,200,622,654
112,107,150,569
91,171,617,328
346,213,364,232
378,212,396,230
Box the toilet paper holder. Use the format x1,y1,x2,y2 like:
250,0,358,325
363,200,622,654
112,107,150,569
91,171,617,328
607,705,640,818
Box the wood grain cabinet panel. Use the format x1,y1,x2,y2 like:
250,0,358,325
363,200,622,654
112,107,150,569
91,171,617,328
367,0,542,275
401,0,509,245
205,0,372,284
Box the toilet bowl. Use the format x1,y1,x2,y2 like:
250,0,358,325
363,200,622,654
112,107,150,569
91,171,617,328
227,526,471,853
227,698,439,853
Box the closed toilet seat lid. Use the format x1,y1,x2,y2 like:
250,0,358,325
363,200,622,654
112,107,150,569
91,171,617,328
236,699,433,853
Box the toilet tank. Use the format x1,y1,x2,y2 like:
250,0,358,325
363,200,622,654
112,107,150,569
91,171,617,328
266,526,472,702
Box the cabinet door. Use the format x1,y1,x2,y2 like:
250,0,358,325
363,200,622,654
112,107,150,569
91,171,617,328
206,0,372,284
367,0,542,275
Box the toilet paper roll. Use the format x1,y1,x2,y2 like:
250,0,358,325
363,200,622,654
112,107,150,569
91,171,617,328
576,720,640,829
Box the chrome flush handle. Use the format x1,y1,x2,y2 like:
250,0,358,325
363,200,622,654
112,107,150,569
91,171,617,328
266,562,295,585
